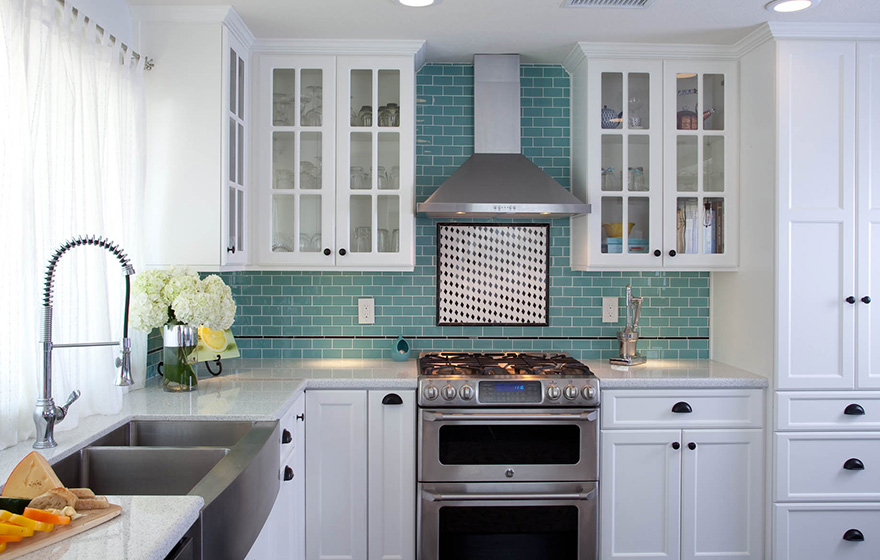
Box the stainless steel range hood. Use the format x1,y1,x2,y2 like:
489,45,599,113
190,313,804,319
417,54,590,218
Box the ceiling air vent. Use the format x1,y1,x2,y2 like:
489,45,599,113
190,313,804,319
562,0,659,8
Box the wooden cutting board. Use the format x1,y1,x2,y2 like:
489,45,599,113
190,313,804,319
2,505,122,559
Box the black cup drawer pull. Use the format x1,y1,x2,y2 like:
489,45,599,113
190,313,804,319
281,429,292,444
283,466,294,481
843,529,864,542
843,458,866,471
845,403,866,416
382,393,403,405
672,401,693,413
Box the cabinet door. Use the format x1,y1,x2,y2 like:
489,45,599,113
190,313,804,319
662,60,738,269
585,59,663,269
600,429,681,560
857,42,880,389
777,41,857,389
223,28,248,265
257,54,337,267
306,390,368,560
335,56,414,269
680,429,762,560
367,390,415,560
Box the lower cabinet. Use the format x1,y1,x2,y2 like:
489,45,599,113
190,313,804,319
305,389,416,560
775,503,880,560
600,389,764,560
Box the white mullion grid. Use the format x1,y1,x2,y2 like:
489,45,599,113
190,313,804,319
372,68,380,254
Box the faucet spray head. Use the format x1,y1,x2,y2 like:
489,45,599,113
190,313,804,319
114,337,134,386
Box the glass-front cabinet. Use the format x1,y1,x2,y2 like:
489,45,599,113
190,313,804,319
256,52,416,269
222,29,249,266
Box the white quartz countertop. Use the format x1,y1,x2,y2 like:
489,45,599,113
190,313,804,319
0,356,763,559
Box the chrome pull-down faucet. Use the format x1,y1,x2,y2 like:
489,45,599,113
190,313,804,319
34,235,135,449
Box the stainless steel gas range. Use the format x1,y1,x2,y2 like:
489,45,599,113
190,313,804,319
417,352,600,560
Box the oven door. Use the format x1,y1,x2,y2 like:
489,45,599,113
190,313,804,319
419,482,598,560
419,408,598,482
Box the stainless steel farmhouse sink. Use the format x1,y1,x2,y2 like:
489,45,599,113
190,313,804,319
53,420,280,560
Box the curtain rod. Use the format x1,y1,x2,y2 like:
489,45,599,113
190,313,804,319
57,0,154,70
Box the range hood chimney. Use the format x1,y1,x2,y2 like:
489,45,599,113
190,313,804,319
417,54,590,218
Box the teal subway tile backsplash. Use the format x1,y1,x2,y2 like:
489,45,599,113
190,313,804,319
145,63,708,376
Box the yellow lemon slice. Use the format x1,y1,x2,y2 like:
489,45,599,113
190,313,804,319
198,326,228,352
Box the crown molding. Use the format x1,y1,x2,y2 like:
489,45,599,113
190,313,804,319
732,23,774,58
767,22,880,41
252,39,427,61
223,7,254,48
129,5,233,24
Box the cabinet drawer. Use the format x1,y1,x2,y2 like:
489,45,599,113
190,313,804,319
777,392,880,431
602,389,763,429
776,433,880,501
775,503,880,560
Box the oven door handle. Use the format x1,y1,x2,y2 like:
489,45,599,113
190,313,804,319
422,410,598,422
422,488,597,502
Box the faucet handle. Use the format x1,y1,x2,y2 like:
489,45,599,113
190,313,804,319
56,390,80,422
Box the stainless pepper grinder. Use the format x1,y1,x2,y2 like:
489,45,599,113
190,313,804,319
611,285,646,365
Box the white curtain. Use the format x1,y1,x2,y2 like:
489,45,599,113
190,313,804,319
0,0,146,449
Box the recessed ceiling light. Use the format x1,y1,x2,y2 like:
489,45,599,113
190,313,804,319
765,0,820,13
395,0,442,7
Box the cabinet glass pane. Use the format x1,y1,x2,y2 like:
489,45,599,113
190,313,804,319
273,132,295,189
272,194,295,252
350,195,372,252
378,70,401,127
601,135,622,191
676,197,699,254
236,189,244,250
627,73,649,130
377,195,400,253
378,133,400,190
703,198,725,254
229,49,237,114
299,195,322,252
703,136,724,192
273,69,296,126
300,69,323,127
600,196,624,254
229,117,236,181
627,197,650,254
703,74,725,130
350,132,372,189
601,72,623,129
676,73,699,131
676,136,698,192
351,69,373,127
627,135,649,191
300,132,322,190
228,186,236,249
237,56,244,118
237,122,244,185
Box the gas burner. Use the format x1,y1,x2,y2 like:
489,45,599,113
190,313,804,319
418,352,594,378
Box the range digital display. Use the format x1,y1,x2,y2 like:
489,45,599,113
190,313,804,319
494,383,526,392
479,380,542,403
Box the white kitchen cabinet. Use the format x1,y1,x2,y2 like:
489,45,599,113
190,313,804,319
775,503,880,560
254,47,422,270
134,6,253,270
305,389,415,560
566,47,738,271
600,389,763,560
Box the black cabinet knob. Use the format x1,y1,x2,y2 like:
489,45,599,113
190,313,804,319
846,296,856,304
339,248,347,256
844,403,866,416
281,429,292,444
382,393,403,405
654,249,662,257
323,248,332,256
843,458,865,471
688,442,697,450
227,246,236,254
669,250,677,257
671,401,693,413
296,413,305,422
863,296,872,304
842,529,864,542
283,466,294,481
672,442,680,450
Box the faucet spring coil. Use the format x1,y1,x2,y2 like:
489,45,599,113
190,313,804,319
42,235,133,308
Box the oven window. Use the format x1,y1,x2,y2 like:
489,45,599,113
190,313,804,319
439,505,578,560
438,425,581,465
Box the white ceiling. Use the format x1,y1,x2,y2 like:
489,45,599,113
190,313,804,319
125,0,880,63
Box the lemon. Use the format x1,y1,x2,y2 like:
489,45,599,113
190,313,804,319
198,326,228,351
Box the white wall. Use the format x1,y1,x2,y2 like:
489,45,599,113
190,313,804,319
72,0,133,46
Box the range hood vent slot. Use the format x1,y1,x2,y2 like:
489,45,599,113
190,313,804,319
562,0,658,8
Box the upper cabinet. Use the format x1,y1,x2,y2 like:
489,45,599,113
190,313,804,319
254,46,423,270
566,48,738,270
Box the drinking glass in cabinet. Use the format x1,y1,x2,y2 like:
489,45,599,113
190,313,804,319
299,233,322,253
602,167,619,191
358,105,373,127
627,73,650,129
377,229,389,252
379,103,400,127
628,167,645,191
350,166,368,190
376,166,387,189
354,227,372,252
390,166,400,189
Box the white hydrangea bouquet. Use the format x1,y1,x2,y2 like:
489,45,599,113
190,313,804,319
130,267,236,391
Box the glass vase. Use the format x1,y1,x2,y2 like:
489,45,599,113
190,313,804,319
162,323,199,392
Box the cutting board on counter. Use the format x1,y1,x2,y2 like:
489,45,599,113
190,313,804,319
2,504,122,559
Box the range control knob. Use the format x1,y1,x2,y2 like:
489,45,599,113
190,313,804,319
547,384,561,400
563,384,578,400
459,384,475,400
582,385,595,400
423,385,439,400
442,384,457,400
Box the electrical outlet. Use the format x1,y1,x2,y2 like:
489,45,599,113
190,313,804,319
602,296,619,323
358,298,375,324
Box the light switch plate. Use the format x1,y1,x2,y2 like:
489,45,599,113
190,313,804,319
602,296,619,323
358,298,375,324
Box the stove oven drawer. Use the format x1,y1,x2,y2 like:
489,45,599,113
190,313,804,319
602,389,763,430
419,408,598,483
